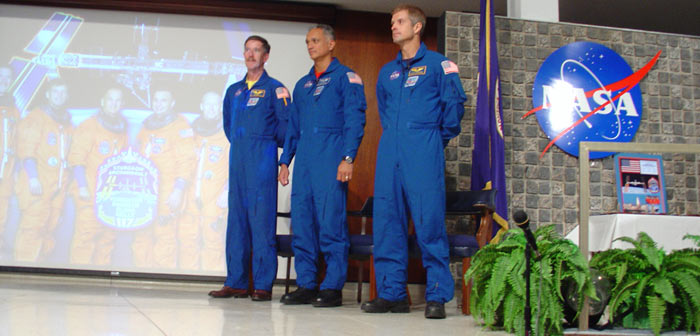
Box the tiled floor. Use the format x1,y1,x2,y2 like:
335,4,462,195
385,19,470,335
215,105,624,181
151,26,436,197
0,272,509,336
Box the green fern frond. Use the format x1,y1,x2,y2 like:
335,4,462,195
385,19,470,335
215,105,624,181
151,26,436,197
536,279,564,336
666,254,700,275
640,245,663,272
610,279,639,321
484,257,510,312
638,232,659,249
668,271,700,310
554,260,564,301
615,236,641,249
634,273,654,308
502,291,520,333
535,224,558,240
610,262,630,294
590,248,627,265
647,295,667,336
652,276,677,304
507,267,525,297
674,289,698,332
666,305,683,331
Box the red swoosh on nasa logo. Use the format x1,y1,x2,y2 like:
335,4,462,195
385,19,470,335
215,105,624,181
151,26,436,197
522,50,661,158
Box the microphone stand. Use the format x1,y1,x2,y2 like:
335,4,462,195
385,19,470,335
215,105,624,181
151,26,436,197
524,240,532,336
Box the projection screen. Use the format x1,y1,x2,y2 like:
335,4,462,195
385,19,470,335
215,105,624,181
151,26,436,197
0,4,310,276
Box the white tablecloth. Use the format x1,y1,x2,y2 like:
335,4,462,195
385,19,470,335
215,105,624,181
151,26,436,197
566,214,700,252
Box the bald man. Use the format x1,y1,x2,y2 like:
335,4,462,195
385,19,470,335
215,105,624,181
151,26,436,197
68,88,129,265
278,24,366,307
178,91,229,271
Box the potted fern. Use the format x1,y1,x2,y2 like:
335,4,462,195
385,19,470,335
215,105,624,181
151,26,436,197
589,233,700,335
465,224,596,335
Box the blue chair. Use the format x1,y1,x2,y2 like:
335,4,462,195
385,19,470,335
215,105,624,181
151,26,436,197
347,197,374,302
275,211,294,294
380,190,497,314
445,190,497,315
276,198,375,301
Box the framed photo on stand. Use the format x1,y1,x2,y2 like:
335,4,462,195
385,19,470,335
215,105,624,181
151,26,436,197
614,153,667,214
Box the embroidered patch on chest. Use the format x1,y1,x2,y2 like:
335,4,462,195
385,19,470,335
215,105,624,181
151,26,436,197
313,86,325,96
250,89,265,98
247,97,259,106
390,71,400,80
404,76,419,87
408,66,426,76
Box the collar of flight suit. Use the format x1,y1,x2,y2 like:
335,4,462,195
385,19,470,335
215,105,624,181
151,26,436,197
96,110,128,134
393,42,428,67
306,57,341,79
245,69,271,90
43,104,72,126
143,111,178,130
192,116,222,137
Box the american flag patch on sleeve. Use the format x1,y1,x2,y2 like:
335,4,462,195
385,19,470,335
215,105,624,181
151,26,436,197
276,87,290,99
346,72,363,85
441,60,459,75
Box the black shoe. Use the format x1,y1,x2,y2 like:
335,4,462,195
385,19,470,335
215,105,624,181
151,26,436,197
280,287,318,305
312,289,342,307
360,297,410,313
425,301,446,319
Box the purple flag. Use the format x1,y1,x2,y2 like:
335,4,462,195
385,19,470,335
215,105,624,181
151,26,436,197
471,0,509,238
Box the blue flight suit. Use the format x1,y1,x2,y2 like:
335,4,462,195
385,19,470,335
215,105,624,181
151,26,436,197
373,43,467,303
280,58,366,291
223,70,290,291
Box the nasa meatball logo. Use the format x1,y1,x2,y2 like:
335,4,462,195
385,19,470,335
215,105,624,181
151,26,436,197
527,42,660,159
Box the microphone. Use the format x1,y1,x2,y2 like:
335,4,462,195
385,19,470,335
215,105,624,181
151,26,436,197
513,210,540,258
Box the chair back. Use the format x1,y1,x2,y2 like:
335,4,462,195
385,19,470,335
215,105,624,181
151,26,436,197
445,190,497,215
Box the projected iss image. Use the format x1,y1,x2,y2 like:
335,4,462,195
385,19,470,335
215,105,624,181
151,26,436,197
0,6,307,275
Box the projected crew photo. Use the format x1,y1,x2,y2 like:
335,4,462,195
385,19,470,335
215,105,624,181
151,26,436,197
0,5,308,275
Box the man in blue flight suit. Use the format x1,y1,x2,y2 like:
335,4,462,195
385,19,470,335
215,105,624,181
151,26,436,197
208,35,290,302
360,5,467,319
278,24,366,308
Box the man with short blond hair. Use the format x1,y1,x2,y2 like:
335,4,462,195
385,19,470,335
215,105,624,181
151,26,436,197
391,4,426,36
14,78,73,262
361,4,467,319
178,91,229,272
